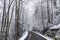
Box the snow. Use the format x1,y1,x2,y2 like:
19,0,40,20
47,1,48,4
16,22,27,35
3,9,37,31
50,24,60,29
19,31,28,40
19,31,54,40
33,31,54,40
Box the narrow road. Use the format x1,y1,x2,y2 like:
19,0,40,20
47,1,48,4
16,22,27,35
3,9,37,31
25,31,47,40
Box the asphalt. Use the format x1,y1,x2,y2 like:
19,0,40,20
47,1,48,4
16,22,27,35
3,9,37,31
25,31,47,40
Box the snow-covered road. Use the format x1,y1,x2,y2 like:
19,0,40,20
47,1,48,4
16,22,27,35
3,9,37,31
32,31,54,40
19,31,54,40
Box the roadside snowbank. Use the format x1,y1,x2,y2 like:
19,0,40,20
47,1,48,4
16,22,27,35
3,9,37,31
19,31,28,40
50,24,60,29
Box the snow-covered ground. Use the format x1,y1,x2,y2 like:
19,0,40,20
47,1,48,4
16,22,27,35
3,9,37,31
19,31,28,40
50,24,60,29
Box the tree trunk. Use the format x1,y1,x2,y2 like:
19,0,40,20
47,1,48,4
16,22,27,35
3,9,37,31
15,0,20,40
1,0,6,40
47,0,50,24
51,0,53,24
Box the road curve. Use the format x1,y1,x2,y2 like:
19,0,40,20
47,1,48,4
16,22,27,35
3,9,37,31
25,31,47,40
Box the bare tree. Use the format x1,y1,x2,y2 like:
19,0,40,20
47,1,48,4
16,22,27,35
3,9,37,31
51,0,53,24
47,0,50,24
15,0,20,40
41,0,44,28
5,0,14,40
1,0,14,40
40,0,45,34
1,0,6,40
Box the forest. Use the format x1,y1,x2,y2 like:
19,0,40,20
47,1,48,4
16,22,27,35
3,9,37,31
0,0,60,40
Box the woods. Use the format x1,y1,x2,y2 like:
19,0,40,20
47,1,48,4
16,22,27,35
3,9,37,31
0,0,60,40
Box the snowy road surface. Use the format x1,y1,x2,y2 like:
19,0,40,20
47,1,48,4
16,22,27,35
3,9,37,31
19,31,53,40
